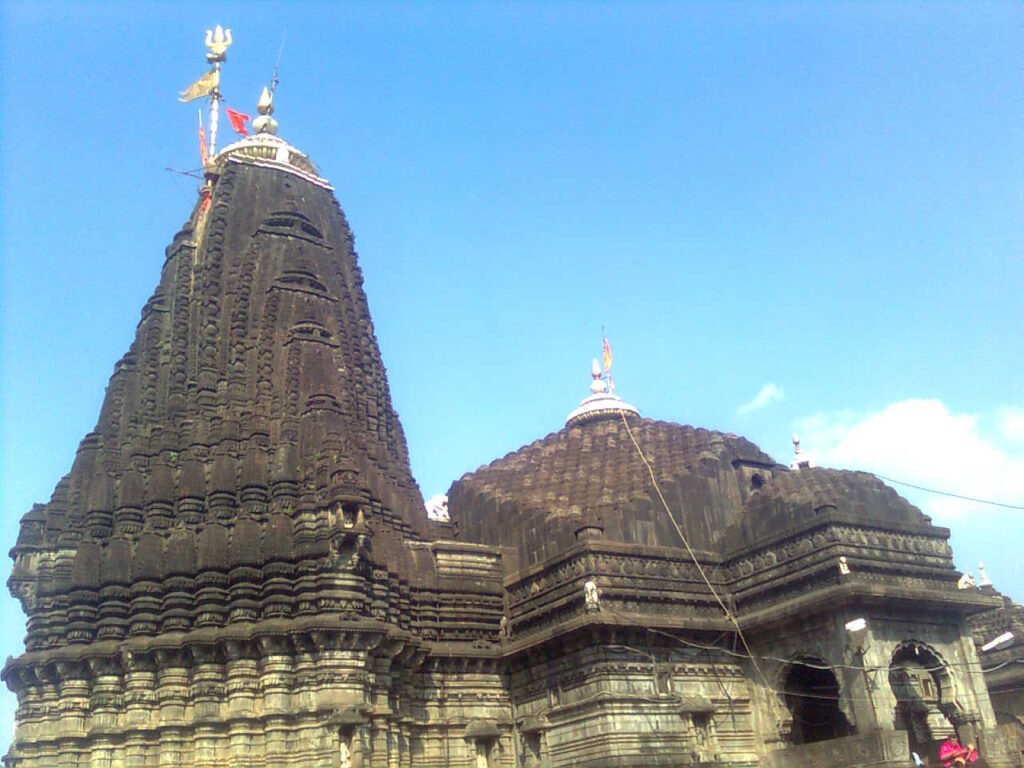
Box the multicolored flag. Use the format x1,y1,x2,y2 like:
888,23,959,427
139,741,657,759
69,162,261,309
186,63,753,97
178,68,219,102
602,337,613,372
225,107,250,136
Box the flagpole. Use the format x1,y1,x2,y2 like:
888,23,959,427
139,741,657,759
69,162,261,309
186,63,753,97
203,26,232,159
208,73,220,157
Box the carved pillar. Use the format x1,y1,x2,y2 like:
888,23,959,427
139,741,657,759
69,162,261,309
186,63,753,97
155,649,189,725
371,568,389,622
157,726,187,768
193,724,221,768
88,743,114,768
124,730,149,768
293,634,319,711
257,634,293,766
259,635,294,712
55,660,90,738
10,665,42,746
387,723,400,768
370,717,389,768
293,555,321,619
128,579,162,636
194,572,229,628
225,639,260,718
161,573,196,632
228,720,260,768
398,723,412,768
191,644,225,724
87,656,123,731
350,726,369,768
37,665,61,747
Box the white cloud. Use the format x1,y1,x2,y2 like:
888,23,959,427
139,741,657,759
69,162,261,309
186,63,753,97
794,399,1024,523
737,383,784,415
997,406,1024,443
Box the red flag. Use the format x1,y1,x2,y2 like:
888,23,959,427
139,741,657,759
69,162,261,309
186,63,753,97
225,107,250,136
602,338,612,372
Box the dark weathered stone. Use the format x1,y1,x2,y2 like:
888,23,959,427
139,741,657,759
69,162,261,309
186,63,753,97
3,129,1021,768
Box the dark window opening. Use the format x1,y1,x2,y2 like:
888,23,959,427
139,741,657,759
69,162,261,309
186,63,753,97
784,662,853,745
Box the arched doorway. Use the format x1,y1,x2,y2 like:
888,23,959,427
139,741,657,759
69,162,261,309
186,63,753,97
889,642,958,762
783,659,853,745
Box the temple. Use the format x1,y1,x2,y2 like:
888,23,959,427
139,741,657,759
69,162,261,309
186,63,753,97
4,29,1023,768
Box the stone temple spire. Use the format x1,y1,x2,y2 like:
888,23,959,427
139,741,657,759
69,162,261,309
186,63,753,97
4,32,506,768
8,60,429,653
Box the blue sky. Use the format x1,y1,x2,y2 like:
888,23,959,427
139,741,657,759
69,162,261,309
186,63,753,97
2,1,1022,751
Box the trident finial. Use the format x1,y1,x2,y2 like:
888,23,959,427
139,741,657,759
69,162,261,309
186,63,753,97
205,25,232,63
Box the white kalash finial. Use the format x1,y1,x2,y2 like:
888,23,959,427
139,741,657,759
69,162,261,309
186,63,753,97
978,562,993,587
566,342,639,427
252,86,278,135
790,432,815,470
590,359,606,394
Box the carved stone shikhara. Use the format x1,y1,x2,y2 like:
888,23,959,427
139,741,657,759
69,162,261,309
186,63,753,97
4,137,1022,768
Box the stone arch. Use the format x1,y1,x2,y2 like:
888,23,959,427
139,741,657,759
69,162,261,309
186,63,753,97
888,641,959,760
780,656,854,745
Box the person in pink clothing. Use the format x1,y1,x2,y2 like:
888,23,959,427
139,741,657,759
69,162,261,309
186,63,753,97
939,733,978,768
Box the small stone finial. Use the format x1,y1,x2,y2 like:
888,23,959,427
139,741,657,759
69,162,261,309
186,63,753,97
252,86,279,135
978,562,992,587
790,432,815,470
258,85,274,115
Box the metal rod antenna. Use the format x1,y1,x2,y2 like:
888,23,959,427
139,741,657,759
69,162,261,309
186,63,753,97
270,29,287,96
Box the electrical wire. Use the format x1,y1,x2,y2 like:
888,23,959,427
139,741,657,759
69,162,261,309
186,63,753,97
602,610,1024,705
648,626,1022,675
596,420,1022,708
581,412,1024,713
872,474,1024,511
619,412,771,690
616,412,1020,675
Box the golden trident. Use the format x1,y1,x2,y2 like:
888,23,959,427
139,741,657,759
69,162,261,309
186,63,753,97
205,25,232,63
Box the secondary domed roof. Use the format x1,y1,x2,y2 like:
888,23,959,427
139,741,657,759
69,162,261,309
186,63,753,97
448,413,778,569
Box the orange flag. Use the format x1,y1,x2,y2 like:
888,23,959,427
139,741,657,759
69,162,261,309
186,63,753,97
602,338,612,372
198,111,208,164
225,107,250,136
